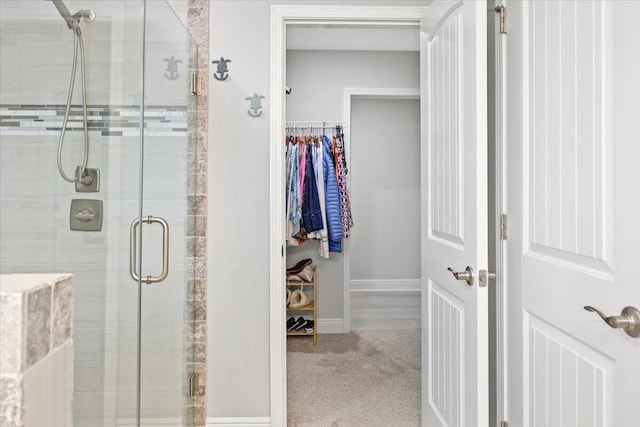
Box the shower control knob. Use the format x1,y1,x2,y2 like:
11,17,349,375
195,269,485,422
74,209,95,222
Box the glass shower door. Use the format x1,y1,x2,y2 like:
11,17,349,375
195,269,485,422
135,2,198,425
0,0,198,424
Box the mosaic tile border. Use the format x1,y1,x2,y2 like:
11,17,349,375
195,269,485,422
0,105,188,137
184,1,208,426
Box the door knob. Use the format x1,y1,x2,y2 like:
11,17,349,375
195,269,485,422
447,266,474,286
584,305,640,338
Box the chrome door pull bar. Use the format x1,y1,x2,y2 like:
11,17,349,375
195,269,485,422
130,216,170,284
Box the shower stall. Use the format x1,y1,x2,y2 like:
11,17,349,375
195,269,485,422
0,1,202,425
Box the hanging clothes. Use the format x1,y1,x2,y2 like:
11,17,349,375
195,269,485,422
286,140,301,246
322,135,343,252
333,129,354,238
301,143,323,232
284,123,351,257
313,142,330,257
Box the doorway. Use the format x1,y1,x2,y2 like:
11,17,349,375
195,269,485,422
270,2,476,425
285,83,422,421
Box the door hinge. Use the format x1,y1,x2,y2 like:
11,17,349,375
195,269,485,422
189,372,200,397
191,72,202,96
500,422,508,427
494,5,507,34
500,213,508,240
281,245,284,257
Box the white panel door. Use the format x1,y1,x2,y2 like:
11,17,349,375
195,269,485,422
422,1,488,426
505,1,640,426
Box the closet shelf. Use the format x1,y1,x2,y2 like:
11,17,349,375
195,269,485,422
287,301,315,311
286,269,317,345
285,279,315,286
287,330,314,336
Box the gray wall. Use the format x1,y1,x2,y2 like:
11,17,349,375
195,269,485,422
349,98,421,281
208,2,272,418
207,0,425,419
285,50,420,323
349,98,422,330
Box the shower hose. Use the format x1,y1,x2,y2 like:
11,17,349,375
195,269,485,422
57,27,91,184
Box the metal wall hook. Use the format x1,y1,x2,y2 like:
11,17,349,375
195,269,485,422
164,56,182,80
246,93,265,117
212,57,231,80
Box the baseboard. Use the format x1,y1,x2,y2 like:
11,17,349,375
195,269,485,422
350,280,421,330
206,416,271,426
116,418,182,426
350,279,421,292
317,317,344,334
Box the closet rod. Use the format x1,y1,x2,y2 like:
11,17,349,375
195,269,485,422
286,122,344,132
286,121,344,125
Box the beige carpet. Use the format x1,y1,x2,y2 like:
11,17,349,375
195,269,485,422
287,329,421,427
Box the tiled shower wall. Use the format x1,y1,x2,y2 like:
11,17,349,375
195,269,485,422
0,0,209,425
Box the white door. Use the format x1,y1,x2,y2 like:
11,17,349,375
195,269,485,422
504,0,640,426
422,1,489,426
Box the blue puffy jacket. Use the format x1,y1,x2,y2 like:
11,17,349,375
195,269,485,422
322,136,343,252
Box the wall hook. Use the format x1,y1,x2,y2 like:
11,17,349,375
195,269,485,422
246,93,265,117
163,56,182,80
212,57,231,80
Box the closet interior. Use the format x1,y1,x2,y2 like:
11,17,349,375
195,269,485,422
284,23,423,424
284,121,352,341
284,24,422,338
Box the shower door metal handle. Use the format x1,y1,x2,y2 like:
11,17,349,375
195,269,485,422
130,216,169,284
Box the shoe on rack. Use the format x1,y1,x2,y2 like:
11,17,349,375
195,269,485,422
288,290,310,309
286,289,292,306
292,317,306,331
286,258,313,275
286,317,297,331
294,317,309,331
304,320,314,334
287,265,315,282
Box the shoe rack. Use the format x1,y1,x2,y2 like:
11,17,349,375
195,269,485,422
286,270,317,345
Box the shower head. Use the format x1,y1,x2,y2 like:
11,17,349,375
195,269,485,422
50,0,95,31
50,0,76,29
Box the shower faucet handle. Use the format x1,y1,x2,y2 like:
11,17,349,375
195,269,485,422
74,209,95,222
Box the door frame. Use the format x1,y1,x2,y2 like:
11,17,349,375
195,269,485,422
490,0,508,424
341,87,421,333
269,5,429,425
